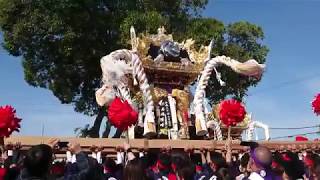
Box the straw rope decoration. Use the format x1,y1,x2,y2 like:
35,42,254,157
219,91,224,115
194,55,265,138
131,53,156,136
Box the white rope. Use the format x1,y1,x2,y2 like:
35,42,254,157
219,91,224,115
247,121,255,141
247,121,270,141
117,84,136,139
194,58,219,136
206,120,223,140
118,85,133,105
193,56,265,137
131,53,156,136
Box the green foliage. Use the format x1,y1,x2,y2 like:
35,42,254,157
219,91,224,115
0,0,268,117
185,18,225,48
119,11,169,46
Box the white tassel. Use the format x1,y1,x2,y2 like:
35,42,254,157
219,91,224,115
130,26,138,52
7,150,13,157
139,152,144,158
213,67,225,86
128,125,135,139
116,152,124,165
91,152,97,159
66,151,72,163
168,95,178,140
97,151,102,164
138,103,144,127
134,77,138,86
71,154,76,163
127,152,136,161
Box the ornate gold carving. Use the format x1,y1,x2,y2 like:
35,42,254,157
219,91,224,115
172,89,190,111
133,87,168,105
133,27,209,66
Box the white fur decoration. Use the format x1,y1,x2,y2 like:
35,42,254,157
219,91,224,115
101,51,132,86
95,84,116,107
96,50,132,107
98,49,155,136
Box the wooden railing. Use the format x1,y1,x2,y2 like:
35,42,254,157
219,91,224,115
4,136,320,154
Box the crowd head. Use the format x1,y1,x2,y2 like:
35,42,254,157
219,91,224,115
0,140,320,180
23,144,53,178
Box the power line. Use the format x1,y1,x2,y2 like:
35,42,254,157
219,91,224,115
249,72,320,96
270,131,320,140
269,125,320,130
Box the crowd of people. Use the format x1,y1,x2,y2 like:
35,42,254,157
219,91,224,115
0,140,320,180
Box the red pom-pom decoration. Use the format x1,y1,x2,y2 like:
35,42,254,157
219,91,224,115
219,99,246,127
108,98,138,130
0,106,21,137
312,93,320,116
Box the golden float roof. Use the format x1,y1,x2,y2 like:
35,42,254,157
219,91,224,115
141,59,202,86
131,27,210,86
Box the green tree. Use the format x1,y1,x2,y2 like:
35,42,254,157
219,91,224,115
0,0,268,137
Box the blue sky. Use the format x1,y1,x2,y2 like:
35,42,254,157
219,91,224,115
1,0,320,140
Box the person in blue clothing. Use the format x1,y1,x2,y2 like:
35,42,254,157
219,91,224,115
15,140,103,180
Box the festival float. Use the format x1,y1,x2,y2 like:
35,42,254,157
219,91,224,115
5,27,319,154
95,26,269,141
